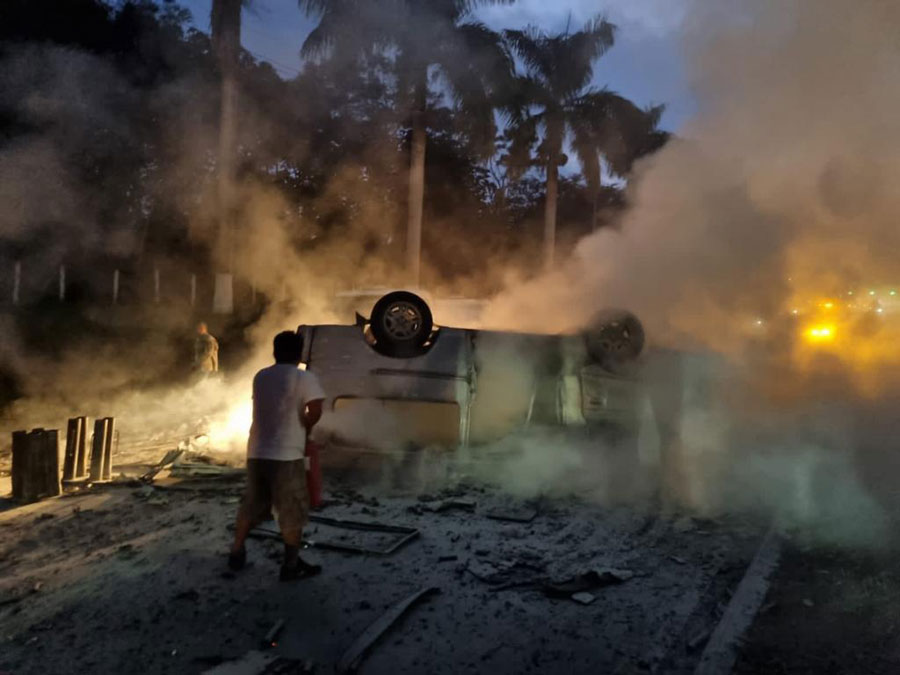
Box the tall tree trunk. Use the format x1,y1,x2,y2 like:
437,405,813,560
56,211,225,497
543,160,558,270
591,188,599,232
406,76,427,288
543,118,564,270
218,73,238,271
211,0,242,275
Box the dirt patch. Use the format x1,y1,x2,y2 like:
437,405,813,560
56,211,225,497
735,540,900,674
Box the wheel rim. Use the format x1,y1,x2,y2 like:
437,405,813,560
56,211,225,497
382,301,423,340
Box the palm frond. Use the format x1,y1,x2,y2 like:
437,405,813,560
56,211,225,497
298,0,327,16
501,114,540,180
571,122,600,192
570,90,668,175
503,27,553,82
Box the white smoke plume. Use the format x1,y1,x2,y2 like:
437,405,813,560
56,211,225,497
485,0,900,354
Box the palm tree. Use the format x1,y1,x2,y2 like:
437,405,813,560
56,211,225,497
211,0,244,274
503,18,664,268
300,0,515,287
572,97,668,232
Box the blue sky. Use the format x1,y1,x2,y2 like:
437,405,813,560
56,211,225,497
179,0,696,132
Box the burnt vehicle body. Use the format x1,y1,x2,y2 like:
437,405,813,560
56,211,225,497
298,291,652,449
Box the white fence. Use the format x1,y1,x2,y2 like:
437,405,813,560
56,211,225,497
1,262,257,315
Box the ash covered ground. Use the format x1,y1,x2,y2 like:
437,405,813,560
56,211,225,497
0,450,766,675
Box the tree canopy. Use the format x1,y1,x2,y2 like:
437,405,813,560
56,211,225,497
0,0,669,301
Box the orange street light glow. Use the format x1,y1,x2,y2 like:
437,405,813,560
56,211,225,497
805,325,835,342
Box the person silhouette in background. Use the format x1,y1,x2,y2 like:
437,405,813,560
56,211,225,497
193,322,219,377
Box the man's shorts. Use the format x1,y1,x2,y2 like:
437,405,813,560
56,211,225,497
238,459,309,544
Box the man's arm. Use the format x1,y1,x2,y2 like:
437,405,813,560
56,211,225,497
299,371,326,431
303,399,323,430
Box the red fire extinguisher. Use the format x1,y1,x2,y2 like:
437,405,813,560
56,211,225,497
305,436,323,509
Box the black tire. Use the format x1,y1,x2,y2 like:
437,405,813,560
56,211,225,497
369,291,433,357
585,309,645,373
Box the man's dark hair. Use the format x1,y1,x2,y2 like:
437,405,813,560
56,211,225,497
273,331,303,364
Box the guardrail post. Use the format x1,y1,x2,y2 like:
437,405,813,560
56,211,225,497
62,417,89,481
12,429,60,502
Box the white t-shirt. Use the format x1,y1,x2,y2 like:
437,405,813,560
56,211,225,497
247,364,326,461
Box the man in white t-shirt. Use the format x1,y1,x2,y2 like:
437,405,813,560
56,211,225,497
228,331,325,581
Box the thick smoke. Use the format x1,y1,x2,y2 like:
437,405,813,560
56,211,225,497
485,0,900,351
469,0,900,544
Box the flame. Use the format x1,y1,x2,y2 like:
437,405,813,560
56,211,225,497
209,399,252,450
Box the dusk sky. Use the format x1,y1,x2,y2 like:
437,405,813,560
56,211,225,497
179,0,697,131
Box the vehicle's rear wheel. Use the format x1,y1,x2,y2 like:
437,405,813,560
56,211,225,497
370,291,434,357
585,309,645,373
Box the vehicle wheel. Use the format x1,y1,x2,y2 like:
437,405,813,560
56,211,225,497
370,291,434,357
585,309,645,372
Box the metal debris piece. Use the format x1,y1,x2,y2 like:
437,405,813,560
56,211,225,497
202,651,313,674
687,628,712,652
542,568,634,598
260,619,286,650
434,498,476,513
485,506,537,523
672,516,697,533
466,558,547,588
139,449,184,483
169,457,243,479
249,515,419,556
571,592,596,605
337,587,439,673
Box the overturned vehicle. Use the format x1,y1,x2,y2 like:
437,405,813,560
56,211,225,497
297,291,673,450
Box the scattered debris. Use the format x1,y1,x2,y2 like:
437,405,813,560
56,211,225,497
117,544,138,560
260,619,286,650
485,507,537,524
337,587,439,673
202,650,313,674
249,515,419,556
169,457,244,479
0,582,44,608
434,498,476,513
673,516,698,534
687,628,713,652
174,589,200,602
139,449,184,483
466,558,547,588
133,485,155,500
802,598,814,608
670,555,687,565
571,592,596,605
542,568,634,598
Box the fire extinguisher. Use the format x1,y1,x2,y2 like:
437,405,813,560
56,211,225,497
305,434,323,509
